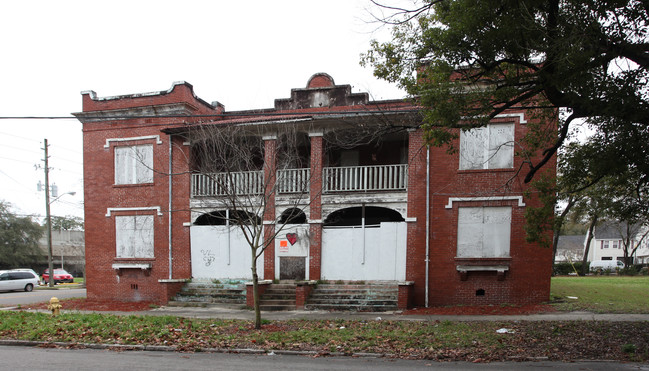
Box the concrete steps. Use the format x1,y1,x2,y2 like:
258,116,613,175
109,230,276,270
305,283,398,312
259,283,296,311
169,280,246,307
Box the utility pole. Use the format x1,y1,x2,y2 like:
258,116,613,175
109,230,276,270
43,138,54,288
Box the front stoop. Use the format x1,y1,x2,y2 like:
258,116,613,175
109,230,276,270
305,283,399,312
169,280,246,307
258,283,297,311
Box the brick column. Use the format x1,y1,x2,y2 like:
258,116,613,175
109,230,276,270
263,136,277,280
308,132,324,280
406,129,428,307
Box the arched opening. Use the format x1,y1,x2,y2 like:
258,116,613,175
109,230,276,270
278,208,307,224
323,206,404,227
194,210,261,225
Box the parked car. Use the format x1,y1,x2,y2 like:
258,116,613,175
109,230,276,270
42,268,74,284
590,259,625,272
0,270,40,292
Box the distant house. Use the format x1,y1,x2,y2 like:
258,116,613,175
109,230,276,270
555,235,586,263
586,221,649,264
74,73,556,307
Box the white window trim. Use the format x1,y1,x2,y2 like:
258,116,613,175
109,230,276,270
104,135,162,148
461,112,527,124
106,206,163,217
495,112,527,124
445,196,525,209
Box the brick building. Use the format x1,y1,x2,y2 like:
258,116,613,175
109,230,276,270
74,73,555,307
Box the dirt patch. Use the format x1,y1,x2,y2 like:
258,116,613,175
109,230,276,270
401,304,557,315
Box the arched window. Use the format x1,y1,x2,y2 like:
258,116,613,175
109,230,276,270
194,210,261,225
278,208,307,224
323,206,404,227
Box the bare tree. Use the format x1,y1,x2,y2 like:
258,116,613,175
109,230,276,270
610,222,649,268
187,123,318,329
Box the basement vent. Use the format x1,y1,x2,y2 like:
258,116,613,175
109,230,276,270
131,284,139,290
476,289,485,296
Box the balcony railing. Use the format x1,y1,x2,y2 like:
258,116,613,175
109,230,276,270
323,164,408,192
191,164,408,197
191,170,264,196
277,168,311,194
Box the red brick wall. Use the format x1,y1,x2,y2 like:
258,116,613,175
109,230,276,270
405,111,555,307
81,80,555,308
81,83,219,304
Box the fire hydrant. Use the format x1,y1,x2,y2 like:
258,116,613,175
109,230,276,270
48,297,62,316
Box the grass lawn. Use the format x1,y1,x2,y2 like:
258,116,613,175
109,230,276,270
0,311,647,362
551,276,649,313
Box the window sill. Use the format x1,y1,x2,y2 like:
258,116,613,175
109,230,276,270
112,262,152,276
113,183,154,188
454,257,511,281
457,168,515,174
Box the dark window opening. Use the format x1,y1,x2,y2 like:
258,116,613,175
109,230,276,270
194,210,261,226
476,289,485,296
324,206,404,227
279,208,307,224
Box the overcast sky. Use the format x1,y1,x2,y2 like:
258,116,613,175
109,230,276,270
0,0,407,221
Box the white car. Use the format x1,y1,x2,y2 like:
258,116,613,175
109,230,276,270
0,270,40,292
590,260,625,272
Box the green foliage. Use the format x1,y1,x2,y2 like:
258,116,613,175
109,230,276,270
553,262,587,276
363,0,649,185
523,173,556,248
0,201,44,269
560,221,588,236
48,215,84,231
622,344,637,354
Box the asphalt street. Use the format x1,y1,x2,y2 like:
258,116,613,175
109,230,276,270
0,345,647,370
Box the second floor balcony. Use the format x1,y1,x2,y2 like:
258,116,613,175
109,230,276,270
191,164,408,197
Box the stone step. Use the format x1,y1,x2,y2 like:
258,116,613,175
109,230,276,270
304,283,398,312
172,280,247,306
259,299,296,306
261,291,295,297
260,304,297,311
313,286,398,292
178,289,246,297
309,291,397,298
307,297,397,305
258,283,297,311
167,300,244,308
305,303,397,312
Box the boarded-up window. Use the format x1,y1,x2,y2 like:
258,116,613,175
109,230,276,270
115,145,153,184
459,123,514,170
116,215,154,258
457,207,511,258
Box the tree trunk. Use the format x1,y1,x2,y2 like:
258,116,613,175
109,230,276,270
251,247,261,329
581,215,598,276
552,197,575,266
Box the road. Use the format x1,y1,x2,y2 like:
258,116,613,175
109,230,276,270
0,287,86,307
0,346,646,370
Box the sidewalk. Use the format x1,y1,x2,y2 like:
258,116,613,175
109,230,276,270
100,304,649,322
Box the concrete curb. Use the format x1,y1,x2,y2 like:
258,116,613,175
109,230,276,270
0,339,390,358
